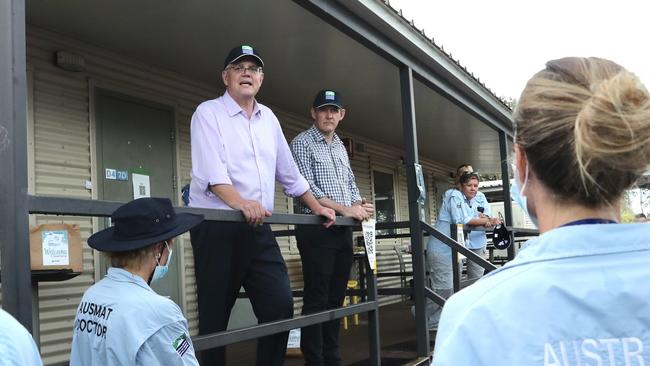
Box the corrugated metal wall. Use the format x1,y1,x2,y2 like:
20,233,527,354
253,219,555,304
26,27,456,364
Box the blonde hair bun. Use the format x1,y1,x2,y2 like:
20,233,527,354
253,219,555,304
515,57,650,205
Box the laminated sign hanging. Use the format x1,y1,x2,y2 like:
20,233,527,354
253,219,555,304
362,219,377,272
456,223,466,262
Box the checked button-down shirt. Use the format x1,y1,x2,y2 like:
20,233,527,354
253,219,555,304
290,125,362,214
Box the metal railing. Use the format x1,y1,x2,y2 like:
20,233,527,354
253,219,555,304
11,194,539,366
23,194,381,366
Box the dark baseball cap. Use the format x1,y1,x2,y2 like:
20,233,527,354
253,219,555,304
312,89,344,109
224,45,264,69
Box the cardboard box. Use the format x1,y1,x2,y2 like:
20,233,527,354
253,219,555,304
30,223,83,272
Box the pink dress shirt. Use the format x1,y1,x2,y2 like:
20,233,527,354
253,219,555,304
189,91,309,212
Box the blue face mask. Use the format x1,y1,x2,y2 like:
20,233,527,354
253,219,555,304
511,164,539,228
151,241,172,284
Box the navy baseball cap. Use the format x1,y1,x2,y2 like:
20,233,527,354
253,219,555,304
224,45,264,69
313,89,344,109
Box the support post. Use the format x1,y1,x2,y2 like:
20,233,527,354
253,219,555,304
0,0,33,331
365,262,381,366
449,225,461,292
400,66,430,357
498,131,515,259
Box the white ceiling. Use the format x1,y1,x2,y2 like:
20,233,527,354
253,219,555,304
27,0,507,174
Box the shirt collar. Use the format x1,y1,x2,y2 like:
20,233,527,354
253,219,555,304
223,90,261,118
485,223,650,278
307,124,340,144
106,267,153,292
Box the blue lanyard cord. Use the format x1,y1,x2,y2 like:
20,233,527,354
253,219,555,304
561,218,618,227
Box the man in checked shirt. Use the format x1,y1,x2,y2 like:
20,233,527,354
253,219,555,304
290,90,374,366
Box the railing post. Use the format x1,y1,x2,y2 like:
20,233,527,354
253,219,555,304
399,65,430,357
499,131,515,260
365,260,381,365
449,224,461,292
0,0,33,332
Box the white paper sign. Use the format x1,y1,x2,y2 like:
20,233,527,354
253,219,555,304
362,218,377,272
456,224,466,261
132,173,151,199
287,329,301,349
105,168,117,180
41,230,70,265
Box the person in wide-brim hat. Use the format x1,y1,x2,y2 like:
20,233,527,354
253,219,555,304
70,197,204,366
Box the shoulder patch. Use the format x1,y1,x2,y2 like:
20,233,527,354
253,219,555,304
172,333,190,357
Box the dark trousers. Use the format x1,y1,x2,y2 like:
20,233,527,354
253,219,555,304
190,221,293,366
296,225,353,366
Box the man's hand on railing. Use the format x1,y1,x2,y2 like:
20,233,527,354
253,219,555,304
312,206,336,228
361,197,374,218
341,205,368,221
233,199,272,226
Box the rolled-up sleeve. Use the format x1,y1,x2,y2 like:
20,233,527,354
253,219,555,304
190,105,231,191
290,138,326,199
275,119,309,197
347,162,362,203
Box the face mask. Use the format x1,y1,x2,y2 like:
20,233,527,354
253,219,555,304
511,164,539,228
151,241,172,284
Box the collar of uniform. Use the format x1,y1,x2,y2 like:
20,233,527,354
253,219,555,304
106,267,154,292
485,223,650,278
223,90,261,118
307,124,340,144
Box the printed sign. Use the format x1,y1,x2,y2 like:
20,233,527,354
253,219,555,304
362,219,377,272
41,230,70,265
105,168,117,180
287,329,301,349
456,223,466,261
132,173,151,199
116,170,128,181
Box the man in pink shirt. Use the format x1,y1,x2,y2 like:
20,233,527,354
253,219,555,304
188,45,335,366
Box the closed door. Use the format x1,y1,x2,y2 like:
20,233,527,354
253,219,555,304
95,90,181,304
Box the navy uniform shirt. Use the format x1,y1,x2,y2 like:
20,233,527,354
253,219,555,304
70,267,198,365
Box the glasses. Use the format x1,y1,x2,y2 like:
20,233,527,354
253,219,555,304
226,65,263,75
459,171,480,183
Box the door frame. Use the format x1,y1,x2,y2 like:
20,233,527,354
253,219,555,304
89,80,186,309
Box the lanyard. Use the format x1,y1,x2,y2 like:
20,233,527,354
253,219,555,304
561,218,618,227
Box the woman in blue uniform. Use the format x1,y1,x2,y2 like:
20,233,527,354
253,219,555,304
457,165,500,284
433,57,650,365
425,168,498,330
70,197,203,365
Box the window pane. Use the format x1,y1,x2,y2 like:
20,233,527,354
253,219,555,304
373,170,396,236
